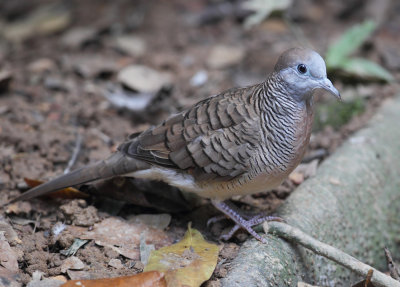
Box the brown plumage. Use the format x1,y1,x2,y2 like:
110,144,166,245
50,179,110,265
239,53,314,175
7,48,340,242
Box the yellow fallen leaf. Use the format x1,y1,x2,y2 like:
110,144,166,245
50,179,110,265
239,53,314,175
144,224,219,287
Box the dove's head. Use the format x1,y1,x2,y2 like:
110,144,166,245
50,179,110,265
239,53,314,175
274,47,340,102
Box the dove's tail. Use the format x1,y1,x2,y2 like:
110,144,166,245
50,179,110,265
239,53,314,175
8,152,147,204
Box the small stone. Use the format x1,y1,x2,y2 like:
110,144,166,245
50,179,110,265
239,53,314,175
190,70,208,87
28,58,56,73
60,27,97,49
108,258,124,269
288,171,304,185
117,65,172,93
219,243,239,260
66,55,118,78
59,200,100,227
60,256,85,273
207,45,245,69
74,206,100,227
104,246,119,259
134,261,144,272
44,77,68,92
114,35,146,57
56,232,74,249
329,178,341,186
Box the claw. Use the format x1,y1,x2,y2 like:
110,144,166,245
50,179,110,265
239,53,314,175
206,215,227,227
210,199,284,243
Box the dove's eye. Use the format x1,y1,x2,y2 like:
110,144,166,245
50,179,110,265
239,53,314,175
297,64,307,74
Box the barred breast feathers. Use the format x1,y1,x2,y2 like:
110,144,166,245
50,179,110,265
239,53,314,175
254,74,308,176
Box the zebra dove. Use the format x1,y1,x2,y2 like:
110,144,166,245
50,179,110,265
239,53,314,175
8,48,340,242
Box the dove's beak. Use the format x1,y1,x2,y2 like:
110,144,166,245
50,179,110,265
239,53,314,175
320,78,341,100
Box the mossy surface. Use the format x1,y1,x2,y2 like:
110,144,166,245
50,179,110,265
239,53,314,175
313,98,365,131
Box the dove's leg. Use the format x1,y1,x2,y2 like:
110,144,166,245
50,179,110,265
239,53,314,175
210,199,283,243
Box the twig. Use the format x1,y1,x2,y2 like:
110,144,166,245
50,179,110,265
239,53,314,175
384,247,400,281
64,133,83,174
302,148,328,163
90,128,113,146
264,222,400,287
32,214,41,234
365,269,373,287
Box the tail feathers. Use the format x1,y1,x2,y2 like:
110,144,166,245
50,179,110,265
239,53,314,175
8,152,142,204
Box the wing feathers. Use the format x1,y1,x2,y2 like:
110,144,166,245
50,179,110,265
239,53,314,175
119,84,264,181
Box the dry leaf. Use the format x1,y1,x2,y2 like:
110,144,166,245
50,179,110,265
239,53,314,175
127,213,171,230
24,178,89,199
144,224,219,287
61,271,166,287
78,217,172,259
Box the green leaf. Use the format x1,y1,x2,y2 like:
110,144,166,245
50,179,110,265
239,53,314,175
326,20,376,68
341,58,394,82
242,0,292,29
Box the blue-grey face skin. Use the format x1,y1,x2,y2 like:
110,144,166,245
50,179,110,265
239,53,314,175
275,48,341,102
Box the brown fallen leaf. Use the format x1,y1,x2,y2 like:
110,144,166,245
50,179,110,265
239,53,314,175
60,271,166,287
144,224,219,287
69,216,173,260
24,178,89,199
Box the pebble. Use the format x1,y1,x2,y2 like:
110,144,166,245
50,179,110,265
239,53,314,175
108,258,124,269
60,256,85,273
114,35,146,57
28,58,56,73
60,27,97,49
190,70,208,86
118,65,172,93
207,45,245,69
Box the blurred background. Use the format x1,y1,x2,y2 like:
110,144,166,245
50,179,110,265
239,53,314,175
1,0,399,186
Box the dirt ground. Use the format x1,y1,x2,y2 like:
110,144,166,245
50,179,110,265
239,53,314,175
0,0,399,286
